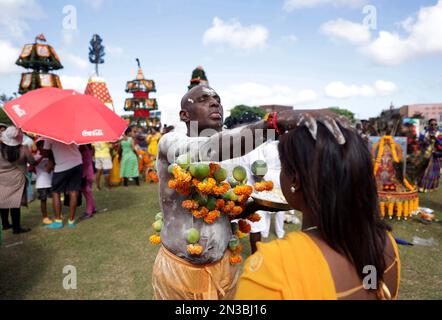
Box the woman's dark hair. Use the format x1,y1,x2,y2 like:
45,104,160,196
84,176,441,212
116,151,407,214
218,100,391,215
428,119,437,125
0,143,21,163
125,126,134,135
278,122,390,288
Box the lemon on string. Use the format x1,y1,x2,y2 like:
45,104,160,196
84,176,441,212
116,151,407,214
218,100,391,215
176,154,191,170
251,160,268,178
214,167,227,182
186,228,200,244
152,219,163,232
189,163,210,180
155,212,163,221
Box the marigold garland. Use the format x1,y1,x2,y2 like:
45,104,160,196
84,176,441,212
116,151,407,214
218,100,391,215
209,163,221,176
204,210,221,224
149,234,161,245
229,254,243,265
233,185,253,196
254,181,274,192
238,220,251,233
192,207,209,219
216,199,226,210
187,243,204,255
247,213,261,222
182,200,199,210
403,178,415,191
373,136,401,175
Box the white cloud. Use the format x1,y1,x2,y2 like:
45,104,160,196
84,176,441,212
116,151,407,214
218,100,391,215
0,40,20,74
328,1,442,65
62,30,78,46
363,1,442,65
60,51,89,69
219,82,317,110
0,0,45,38
60,75,88,92
325,80,397,99
157,92,183,128
283,0,366,12
203,17,269,50
320,18,371,45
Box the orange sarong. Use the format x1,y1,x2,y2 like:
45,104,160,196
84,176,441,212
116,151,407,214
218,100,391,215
152,246,240,300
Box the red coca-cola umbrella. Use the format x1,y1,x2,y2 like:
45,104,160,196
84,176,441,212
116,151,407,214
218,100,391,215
3,87,127,144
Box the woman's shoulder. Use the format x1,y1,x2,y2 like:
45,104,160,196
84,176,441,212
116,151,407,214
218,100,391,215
243,232,323,280
238,232,336,299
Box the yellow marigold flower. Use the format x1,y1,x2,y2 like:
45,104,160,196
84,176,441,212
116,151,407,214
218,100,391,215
149,234,161,245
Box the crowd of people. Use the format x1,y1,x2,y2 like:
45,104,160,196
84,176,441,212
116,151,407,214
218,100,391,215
0,122,168,234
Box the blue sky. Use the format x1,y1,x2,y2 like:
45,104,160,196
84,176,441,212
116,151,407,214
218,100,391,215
1,0,442,128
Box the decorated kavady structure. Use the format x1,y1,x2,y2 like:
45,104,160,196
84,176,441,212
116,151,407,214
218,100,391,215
124,59,160,127
188,66,209,91
370,116,419,221
16,34,63,94
84,34,115,112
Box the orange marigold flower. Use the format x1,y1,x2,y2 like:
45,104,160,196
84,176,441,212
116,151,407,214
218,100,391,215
229,254,243,265
254,182,266,192
212,182,230,195
265,181,274,191
168,179,177,189
247,213,261,222
192,178,201,187
182,200,199,210
187,243,204,255
234,185,253,196
209,163,221,176
192,209,208,219
216,199,225,210
149,234,161,245
204,210,221,224
238,219,251,234
232,206,243,215
223,201,235,213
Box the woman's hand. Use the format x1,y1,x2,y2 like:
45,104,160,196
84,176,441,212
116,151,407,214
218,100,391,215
276,110,351,145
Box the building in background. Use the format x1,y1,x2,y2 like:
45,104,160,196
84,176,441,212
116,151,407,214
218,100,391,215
400,104,442,122
259,105,293,113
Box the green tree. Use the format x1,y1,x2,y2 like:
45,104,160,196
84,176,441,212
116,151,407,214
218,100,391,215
330,107,356,124
0,94,14,125
224,105,265,129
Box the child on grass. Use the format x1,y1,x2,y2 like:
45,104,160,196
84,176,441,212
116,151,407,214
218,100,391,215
34,139,54,225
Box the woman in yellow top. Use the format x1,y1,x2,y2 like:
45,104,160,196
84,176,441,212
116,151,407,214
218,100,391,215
146,127,161,159
236,112,400,300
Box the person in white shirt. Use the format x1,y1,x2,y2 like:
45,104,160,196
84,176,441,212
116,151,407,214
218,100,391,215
34,139,54,225
240,140,287,253
43,138,83,229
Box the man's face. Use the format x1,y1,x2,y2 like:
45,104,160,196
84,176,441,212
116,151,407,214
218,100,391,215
429,121,438,131
185,86,224,132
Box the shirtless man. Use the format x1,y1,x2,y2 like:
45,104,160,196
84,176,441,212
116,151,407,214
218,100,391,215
152,85,299,300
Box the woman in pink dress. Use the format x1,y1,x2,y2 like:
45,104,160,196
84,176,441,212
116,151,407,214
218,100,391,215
79,144,96,218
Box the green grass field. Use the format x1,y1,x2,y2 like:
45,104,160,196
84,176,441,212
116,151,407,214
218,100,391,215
0,183,441,300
